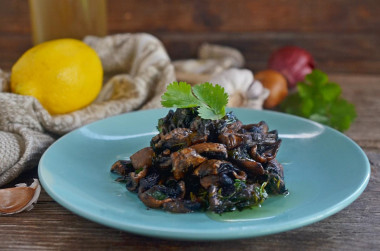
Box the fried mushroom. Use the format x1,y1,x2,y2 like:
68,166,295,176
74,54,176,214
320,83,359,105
138,185,173,208
229,146,265,176
218,129,251,150
111,108,287,214
162,199,202,213
152,128,194,153
130,147,154,170
193,159,229,177
110,160,134,176
171,148,206,180
125,167,148,192
250,140,282,163
190,142,228,159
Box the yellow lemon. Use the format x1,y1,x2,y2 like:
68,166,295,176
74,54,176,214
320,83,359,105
11,38,103,115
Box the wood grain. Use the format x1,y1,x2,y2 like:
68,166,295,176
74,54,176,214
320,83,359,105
0,74,379,249
0,0,379,249
0,175,379,250
106,0,380,33
2,0,379,33
158,32,380,74
0,0,379,74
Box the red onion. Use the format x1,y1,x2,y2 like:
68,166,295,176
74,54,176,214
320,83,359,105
268,46,315,88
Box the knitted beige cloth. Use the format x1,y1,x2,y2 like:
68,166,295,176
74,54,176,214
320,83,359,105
0,33,175,186
0,33,267,187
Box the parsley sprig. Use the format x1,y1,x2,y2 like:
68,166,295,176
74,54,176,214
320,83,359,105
281,69,356,132
161,82,228,120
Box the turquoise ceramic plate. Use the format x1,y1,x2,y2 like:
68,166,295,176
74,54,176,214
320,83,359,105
38,108,370,240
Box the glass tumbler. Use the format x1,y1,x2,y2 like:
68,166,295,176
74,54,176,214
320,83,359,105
29,0,107,44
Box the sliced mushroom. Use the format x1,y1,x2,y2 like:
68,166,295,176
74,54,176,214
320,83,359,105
229,146,265,176
163,199,202,213
190,131,208,145
153,128,194,152
193,159,229,177
110,160,134,176
250,140,282,163
154,154,172,173
138,172,160,194
218,129,251,150
130,147,154,170
208,185,222,212
240,121,269,134
225,120,243,131
171,148,206,180
238,159,265,176
240,121,269,143
0,179,41,215
231,170,247,181
157,108,198,134
264,130,279,144
125,167,148,191
138,185,173,208
216,161,248,181
190,142,228,159
200,175,220,189
266,159,285,179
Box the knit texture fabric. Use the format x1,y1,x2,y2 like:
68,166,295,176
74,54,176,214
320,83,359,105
0,33,268,186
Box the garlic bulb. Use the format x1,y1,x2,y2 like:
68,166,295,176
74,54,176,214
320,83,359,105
209,68,269,109
173,43,245,85
0,179,41,215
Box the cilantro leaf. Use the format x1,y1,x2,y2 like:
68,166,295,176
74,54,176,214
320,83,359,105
161,82,201,108
196,105,221,120
321,82,341,101
192,82,228,120
281,69,356,132
305,69,328,86
329,98,357,131
161,82,228,120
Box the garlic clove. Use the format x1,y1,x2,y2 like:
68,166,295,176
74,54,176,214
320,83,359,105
247,80,265,99
209,68,269,109
209,68,253,95
228,92,246,107
0,179,41,215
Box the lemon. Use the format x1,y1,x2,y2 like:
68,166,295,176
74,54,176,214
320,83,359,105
11,38,103,115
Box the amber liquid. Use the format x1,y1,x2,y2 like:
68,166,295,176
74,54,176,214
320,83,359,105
29,0,107,44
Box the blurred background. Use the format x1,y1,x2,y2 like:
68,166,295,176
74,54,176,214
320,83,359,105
0,0,379,74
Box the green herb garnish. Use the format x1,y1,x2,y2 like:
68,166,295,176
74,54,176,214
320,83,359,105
281,69,356,132
161,82,228,120
233,179,246,191
151,190,168,201
135,167,144,174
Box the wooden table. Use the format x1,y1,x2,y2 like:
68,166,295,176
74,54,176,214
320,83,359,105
0,74,378,250
1,0,380,249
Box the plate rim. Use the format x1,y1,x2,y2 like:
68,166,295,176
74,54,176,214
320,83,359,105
38,108,371,240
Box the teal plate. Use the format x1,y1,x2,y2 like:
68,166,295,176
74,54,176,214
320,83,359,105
38,108,370,240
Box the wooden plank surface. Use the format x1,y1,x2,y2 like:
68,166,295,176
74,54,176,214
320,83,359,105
0,74,379,250
3,0,379,33
0,0,379,249
0,0,379,74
